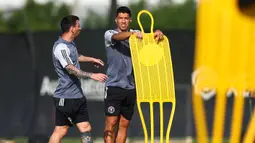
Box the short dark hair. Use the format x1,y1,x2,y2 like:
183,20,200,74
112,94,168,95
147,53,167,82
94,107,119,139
60,15,79,33
116,6,132,17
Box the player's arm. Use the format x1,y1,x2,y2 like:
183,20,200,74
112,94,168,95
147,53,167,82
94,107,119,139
54,44,107,82
65,64,92,78
111,32,134,41
65,65,107,82
104,30,142,46
78,54,104,67
78,54,94,62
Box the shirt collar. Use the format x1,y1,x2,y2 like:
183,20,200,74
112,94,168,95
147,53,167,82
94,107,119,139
58,36,73,45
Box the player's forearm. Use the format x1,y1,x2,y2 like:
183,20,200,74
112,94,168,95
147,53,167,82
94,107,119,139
78,55,94,62
112,32,134,41
65,64,92,78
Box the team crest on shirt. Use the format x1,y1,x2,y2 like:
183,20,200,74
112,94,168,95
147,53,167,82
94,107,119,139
85,136,91,141
108,106,115,114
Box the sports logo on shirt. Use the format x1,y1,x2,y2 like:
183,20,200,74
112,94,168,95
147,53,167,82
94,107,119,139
85,136,91,141
108,106,115,114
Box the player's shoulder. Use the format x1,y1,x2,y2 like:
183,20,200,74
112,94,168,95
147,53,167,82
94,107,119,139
55,43,68,49
104,29,117,35
54,43,69,53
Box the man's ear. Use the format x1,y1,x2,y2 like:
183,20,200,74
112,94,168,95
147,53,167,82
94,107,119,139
70,27,74,33
129,18,132,23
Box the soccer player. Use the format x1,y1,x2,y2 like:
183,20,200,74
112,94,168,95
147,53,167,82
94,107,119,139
103,6,164,143
49,15,108,143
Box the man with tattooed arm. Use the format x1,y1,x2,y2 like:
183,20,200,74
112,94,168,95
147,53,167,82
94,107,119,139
49,15,107,143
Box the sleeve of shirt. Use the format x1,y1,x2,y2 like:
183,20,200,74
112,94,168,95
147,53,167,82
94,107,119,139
130,29,140,33
53,43,73,68
104,30,116,47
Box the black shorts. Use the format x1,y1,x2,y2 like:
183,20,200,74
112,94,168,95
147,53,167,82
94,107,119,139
104,86,136,120
53,96,89,127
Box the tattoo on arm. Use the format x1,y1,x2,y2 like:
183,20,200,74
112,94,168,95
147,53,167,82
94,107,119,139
65,64,92,78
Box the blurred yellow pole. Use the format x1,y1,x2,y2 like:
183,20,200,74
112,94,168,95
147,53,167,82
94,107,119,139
243,108,255,143
192,90,208,143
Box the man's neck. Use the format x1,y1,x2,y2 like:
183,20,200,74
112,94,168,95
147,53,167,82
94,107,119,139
61,33,74,42
117,28,129,32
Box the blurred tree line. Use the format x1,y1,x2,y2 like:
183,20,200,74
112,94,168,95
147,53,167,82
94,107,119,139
0,0,196,33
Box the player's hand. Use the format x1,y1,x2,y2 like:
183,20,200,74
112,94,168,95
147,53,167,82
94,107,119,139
134,32,143,39
154,30,164,42
91,73,108,83
92,58,104,68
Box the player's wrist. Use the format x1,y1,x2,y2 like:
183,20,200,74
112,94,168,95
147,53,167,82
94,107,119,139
90,57,95,63
82,72,93,78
